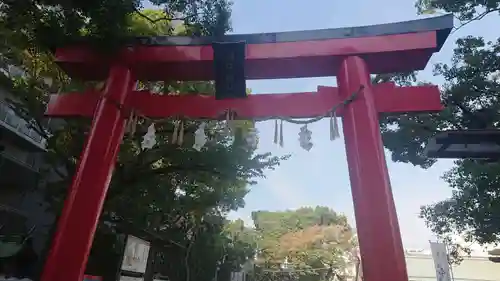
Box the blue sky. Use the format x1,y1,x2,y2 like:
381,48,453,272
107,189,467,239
225,0,498,250
144,0,498,249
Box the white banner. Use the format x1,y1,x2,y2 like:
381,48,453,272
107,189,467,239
121,235,151,273
429,241,452,281
230,271,245,281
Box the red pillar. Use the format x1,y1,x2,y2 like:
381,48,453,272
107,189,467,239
337,56,408,281
41,64,132,281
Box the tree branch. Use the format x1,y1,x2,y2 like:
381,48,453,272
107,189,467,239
133,7,202,25
452,8,500,34
120,164,224,186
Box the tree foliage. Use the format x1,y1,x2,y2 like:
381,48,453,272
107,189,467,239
250,207,357,281
1,0,231,52
416,0,500,21
148,217,257,281
381,35,500,257
0,2,288,281
377,0,500,260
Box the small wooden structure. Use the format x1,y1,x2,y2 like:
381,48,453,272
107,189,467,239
425,129,500,159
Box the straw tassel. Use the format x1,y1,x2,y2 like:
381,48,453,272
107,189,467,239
329,112,335,140
225,111,231,136
279,120,284,147
172,120,180,144
274,119,278,144
333,112,340,138
177,120,185,145
330,111,340,140
126,110,134,134
229,111,236,132
126,110,138,137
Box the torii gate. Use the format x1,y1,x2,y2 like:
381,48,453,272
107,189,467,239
41,15,452,281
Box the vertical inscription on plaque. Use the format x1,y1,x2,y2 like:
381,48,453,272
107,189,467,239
213,41,246,100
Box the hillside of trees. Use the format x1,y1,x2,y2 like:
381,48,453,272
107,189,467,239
227,207,359,281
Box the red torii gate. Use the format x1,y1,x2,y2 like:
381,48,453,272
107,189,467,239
41,15,452,281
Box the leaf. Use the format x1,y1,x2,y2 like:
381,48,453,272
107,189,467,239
420,8,438,15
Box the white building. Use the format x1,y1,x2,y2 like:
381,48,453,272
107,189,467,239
406,250,500,281
341,248,500,281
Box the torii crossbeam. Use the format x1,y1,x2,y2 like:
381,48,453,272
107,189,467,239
41,15,453,281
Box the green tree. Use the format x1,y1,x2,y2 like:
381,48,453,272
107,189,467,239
376,1,500,261
1,0,231,52
0,4,287,281
223,219,260,274
250,207,356,281
150,217,257,281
